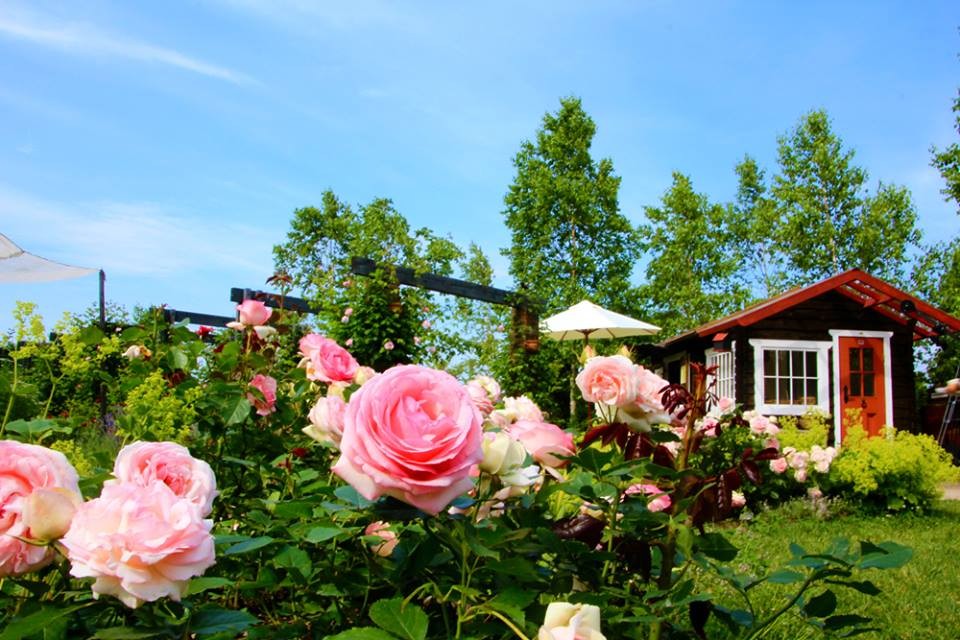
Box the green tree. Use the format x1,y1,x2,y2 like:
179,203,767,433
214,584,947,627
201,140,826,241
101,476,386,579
770,110,921,286
502,97,640,309
732,155,788,297
639,172,752,337
273,191,462,370
499,98,641,420
931,91,960,214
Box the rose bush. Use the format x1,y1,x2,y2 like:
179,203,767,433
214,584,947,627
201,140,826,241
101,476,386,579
0,304,919,639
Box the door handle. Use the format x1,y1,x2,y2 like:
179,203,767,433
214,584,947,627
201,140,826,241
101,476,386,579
843,385,849,403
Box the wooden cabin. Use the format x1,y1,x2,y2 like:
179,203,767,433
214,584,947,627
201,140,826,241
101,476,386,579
655,269,960,444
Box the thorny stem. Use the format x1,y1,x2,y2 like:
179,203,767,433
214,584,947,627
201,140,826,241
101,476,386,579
651,367,709,640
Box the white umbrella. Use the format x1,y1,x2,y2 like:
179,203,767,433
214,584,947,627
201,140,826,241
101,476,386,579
542,300,660,343
0,233,96,283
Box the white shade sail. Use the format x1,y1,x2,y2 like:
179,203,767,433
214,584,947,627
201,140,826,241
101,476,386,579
0,233,96,283
542,300,660,341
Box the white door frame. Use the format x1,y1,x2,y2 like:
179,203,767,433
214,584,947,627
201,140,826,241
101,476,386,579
828,330,893,445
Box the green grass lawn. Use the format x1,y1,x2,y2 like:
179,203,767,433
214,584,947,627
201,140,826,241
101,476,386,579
697,499,960,639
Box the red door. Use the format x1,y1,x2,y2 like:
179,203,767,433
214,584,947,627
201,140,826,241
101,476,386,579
838,336,886,439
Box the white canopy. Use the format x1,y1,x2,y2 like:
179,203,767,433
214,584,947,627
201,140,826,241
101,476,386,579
542,300,661,341
0,233,96,283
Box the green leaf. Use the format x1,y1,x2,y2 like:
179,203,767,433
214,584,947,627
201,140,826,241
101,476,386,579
369,598,428,640
119,326,146,342
697,532,738,561
306,526,346,543
190,608,258,637
324,629,397,640
858,541,913,570
224,396,252,425
186,577,234,596
273,545,312,574
0,605,88,640
224,536,275,555
486,587,535,628
93,629,167,639
767,569,805,584
335,485,374,508
789,542,807,557
77,325,105,345
802,589,838,618
167,346,189,370
4,419,70,438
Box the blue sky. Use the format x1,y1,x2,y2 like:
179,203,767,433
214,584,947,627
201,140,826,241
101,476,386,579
1,1,957,334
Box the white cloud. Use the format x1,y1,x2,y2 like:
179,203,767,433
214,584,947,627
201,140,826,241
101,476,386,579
0,184,277,279
0,12,257,86
216,0,423,33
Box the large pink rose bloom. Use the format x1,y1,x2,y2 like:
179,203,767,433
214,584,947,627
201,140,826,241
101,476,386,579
108,442,218,517
506,420,575,469
299,334,359,383
576,355,638,407
61,481,215,609
332,365,483,515
0,441,80,576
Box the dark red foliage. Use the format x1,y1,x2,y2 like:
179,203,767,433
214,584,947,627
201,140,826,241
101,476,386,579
552,514,606,549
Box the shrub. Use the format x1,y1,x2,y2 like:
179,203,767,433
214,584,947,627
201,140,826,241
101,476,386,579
828,425,959,511
777,409,831,449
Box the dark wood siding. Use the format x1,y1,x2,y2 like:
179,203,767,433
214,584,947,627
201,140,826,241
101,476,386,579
661,291,918,430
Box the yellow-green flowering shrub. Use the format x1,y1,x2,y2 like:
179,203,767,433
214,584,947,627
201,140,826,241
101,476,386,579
115,370,200,444
777,409,830,450
828,425,959,511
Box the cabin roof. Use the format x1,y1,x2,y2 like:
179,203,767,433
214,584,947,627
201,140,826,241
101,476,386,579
661,269,960,347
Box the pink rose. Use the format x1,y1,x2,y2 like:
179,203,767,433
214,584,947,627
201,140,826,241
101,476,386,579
364,521,398,557
0,441,80,576
344,307,353,317
109,442,218,517
505,396,544,423
247,374,277,416
625,483,672,513
700,417,719,437
299,334,359,383
237,299,272,326
731,491,746,509
466,378,499,416
576,355,638,407
304,395,347,446
716,397,735,414
769,457,788,474
383,340,395,351
61,481,215,608
506,420,575,469
744,411,779,436
332,365,483,514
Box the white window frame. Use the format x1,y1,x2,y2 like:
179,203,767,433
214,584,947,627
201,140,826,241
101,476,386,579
749,339,832,416
705,341,736,407
828,330,893,445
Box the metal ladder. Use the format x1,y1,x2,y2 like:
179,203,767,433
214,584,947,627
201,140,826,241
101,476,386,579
936,363,960,448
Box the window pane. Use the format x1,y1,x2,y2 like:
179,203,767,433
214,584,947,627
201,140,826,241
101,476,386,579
806,379,818,402
863,374,875,397
806,351,817,375
764,378,777,403
792,351,804,376
863,348,874,373
763,350,776,375
849,348,860,371
778,350,790,375
778,378,790,404
792,379,804,404
850,373,861,396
